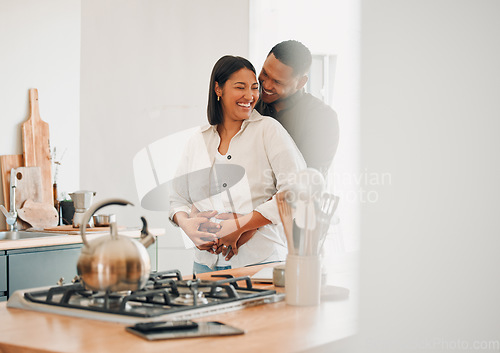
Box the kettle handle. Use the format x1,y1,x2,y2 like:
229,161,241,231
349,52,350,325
80,198,134,247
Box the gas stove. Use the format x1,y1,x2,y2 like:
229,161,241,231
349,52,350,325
7,270,283,324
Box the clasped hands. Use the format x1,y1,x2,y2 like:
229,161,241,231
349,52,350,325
179,207,256,260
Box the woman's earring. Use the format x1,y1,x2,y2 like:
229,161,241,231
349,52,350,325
217,95,220,102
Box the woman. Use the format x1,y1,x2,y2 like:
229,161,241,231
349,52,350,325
169,55,305,273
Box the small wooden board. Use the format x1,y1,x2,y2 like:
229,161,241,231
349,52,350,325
17,199,58,229
13,167,43,210
42,225,127,235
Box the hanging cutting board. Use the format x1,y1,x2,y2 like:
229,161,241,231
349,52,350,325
21,88,53,204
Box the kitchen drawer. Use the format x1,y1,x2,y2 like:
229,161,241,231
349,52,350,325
8,244,82,297
0,296,6,302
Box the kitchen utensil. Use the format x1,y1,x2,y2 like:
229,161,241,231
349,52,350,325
69,190,96,227
17,199,58,229
93,214,116,227
293,200,319,255
286,168,325,256
292,221,301,255
21,88,53,204
276,192,294,255
304,199,318,255
77,198,155,292
316,194,340,254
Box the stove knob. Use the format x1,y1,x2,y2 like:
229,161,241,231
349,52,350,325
72,275,80,284
57,277,65,286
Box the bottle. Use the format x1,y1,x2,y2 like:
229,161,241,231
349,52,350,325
53,183,61,226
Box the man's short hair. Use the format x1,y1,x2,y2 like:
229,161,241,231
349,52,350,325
268,40,312,77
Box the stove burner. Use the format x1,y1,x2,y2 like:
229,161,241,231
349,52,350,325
89,294,125,310
173,292,208,306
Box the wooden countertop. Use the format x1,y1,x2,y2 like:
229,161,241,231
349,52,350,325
0,253,357,353
0,228,165,251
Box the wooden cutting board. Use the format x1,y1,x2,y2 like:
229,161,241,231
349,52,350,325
13,167,43,210
44,225,116,232
42,225,126,235
21,88,53,204
17,199,58,229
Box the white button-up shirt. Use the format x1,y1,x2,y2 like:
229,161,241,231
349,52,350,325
169,110,306,268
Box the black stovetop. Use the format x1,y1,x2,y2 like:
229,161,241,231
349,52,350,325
23,270,276,318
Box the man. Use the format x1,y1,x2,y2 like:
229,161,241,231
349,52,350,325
255,40,339,177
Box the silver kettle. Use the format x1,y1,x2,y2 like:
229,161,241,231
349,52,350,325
76,198,155,292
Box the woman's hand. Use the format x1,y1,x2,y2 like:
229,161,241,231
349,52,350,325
174,211,218,253
190,206,221,233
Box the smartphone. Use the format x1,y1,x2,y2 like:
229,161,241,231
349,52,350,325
126,321,245,341
132,320,198,333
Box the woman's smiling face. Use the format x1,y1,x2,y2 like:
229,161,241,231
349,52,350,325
216,68,259,123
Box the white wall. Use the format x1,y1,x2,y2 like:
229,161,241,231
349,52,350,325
0,0,81,230
80,0,250,273
354,1,500,351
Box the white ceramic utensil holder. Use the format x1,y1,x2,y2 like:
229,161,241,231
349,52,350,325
285,254,321,306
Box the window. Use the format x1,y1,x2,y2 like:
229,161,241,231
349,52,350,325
306,55,337,105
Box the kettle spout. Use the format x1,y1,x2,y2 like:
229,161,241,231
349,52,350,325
139,217,155,248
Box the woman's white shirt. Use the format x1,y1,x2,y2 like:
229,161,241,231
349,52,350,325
169,110,306,268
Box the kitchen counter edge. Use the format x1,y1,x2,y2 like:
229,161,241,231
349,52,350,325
0,228,165,251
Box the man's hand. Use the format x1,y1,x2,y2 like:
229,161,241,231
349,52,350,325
222,228,258,261
237,229,257,248
215,213,257,260
214,212,248,256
